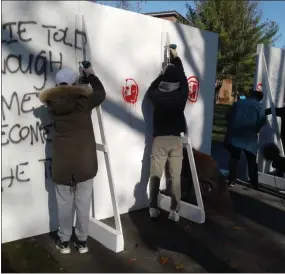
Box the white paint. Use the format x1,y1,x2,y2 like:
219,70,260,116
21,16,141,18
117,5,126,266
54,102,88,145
2,1,218,243
254,44,285,173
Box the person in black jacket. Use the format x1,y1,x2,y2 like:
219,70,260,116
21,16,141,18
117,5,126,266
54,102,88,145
147,47,188,222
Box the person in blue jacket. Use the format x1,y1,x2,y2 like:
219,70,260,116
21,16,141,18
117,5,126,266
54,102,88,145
224,90,266,189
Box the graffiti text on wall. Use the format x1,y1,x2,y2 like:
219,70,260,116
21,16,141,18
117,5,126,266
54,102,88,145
2,21,87,91
1,158,52,191
1,20,87,191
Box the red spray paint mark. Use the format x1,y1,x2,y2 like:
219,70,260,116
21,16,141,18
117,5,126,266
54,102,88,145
256,83,262,92
187,76,199,103
122,78,139,104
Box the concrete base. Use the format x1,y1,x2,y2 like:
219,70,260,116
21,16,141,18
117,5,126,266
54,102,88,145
220,169,285,192
258,172,285,191
88,217,124,253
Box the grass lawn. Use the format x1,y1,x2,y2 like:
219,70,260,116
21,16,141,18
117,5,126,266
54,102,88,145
212,104,230,142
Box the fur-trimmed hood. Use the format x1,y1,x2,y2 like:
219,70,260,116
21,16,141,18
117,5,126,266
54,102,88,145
38,84,93,116
38,84,93,104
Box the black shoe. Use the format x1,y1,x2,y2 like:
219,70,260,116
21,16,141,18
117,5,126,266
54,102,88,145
74,240,89,254
56,240,71,254
251,182,259,190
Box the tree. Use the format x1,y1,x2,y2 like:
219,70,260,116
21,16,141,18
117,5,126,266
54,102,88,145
176,15,190,25
90,1,146,12
186,0,280,96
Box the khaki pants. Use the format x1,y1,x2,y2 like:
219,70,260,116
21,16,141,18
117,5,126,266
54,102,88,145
149,136,183,212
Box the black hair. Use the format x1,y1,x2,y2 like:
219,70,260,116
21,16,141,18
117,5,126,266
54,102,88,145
249,89,263,102
263,142,280,161
161,65,180,83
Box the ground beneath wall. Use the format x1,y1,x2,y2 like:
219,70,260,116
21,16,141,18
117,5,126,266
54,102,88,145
2,184,285,273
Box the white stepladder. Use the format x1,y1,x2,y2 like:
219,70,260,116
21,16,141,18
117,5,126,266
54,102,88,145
88,106,124,253
257,45,284,157
158,133,205,224
255,44,285,192
75,13,124,253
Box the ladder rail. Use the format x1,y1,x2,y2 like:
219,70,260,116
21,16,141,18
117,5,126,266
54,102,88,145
96,106,123,234
78,12,123,236
260,50,284,156
181,133,204,210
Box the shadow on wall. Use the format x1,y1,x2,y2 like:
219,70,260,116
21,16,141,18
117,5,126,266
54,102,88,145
33,106,58,232
2,27,62,232
134,21,215,207
130,90,154,210
130,22,218,213
257,48,285,173
2,5,217,244
129,52,177,213
175,23,211,153
128,24,228,270
1,15,149,232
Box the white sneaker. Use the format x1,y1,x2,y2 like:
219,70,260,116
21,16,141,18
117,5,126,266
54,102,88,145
56,241,71,254
168,210,179,222
74,241,89,254
149,208,160,219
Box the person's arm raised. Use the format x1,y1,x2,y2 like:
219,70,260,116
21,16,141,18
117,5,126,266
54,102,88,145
170,48,188,100
82,65,106,110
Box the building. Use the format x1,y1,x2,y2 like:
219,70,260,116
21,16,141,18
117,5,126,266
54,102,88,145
217,79,235,104
143,11,189,24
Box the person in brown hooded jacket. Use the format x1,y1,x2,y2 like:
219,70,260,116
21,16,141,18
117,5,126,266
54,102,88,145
38,65,105,255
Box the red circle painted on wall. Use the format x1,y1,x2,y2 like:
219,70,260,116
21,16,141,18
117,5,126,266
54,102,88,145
256,83,262,92
187,76,199,103
122,78,139,104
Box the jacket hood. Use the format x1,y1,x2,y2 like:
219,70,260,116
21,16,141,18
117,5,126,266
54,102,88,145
38,84,93,116
38,84,92,104
158,81,180,93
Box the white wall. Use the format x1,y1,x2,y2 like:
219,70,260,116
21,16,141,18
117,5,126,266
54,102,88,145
1,1,218,243
254,44,285,172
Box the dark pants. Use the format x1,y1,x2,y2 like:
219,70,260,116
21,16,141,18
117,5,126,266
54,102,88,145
227,145,258,184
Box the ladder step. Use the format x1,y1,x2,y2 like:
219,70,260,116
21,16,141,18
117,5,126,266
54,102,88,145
96,143,108,153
